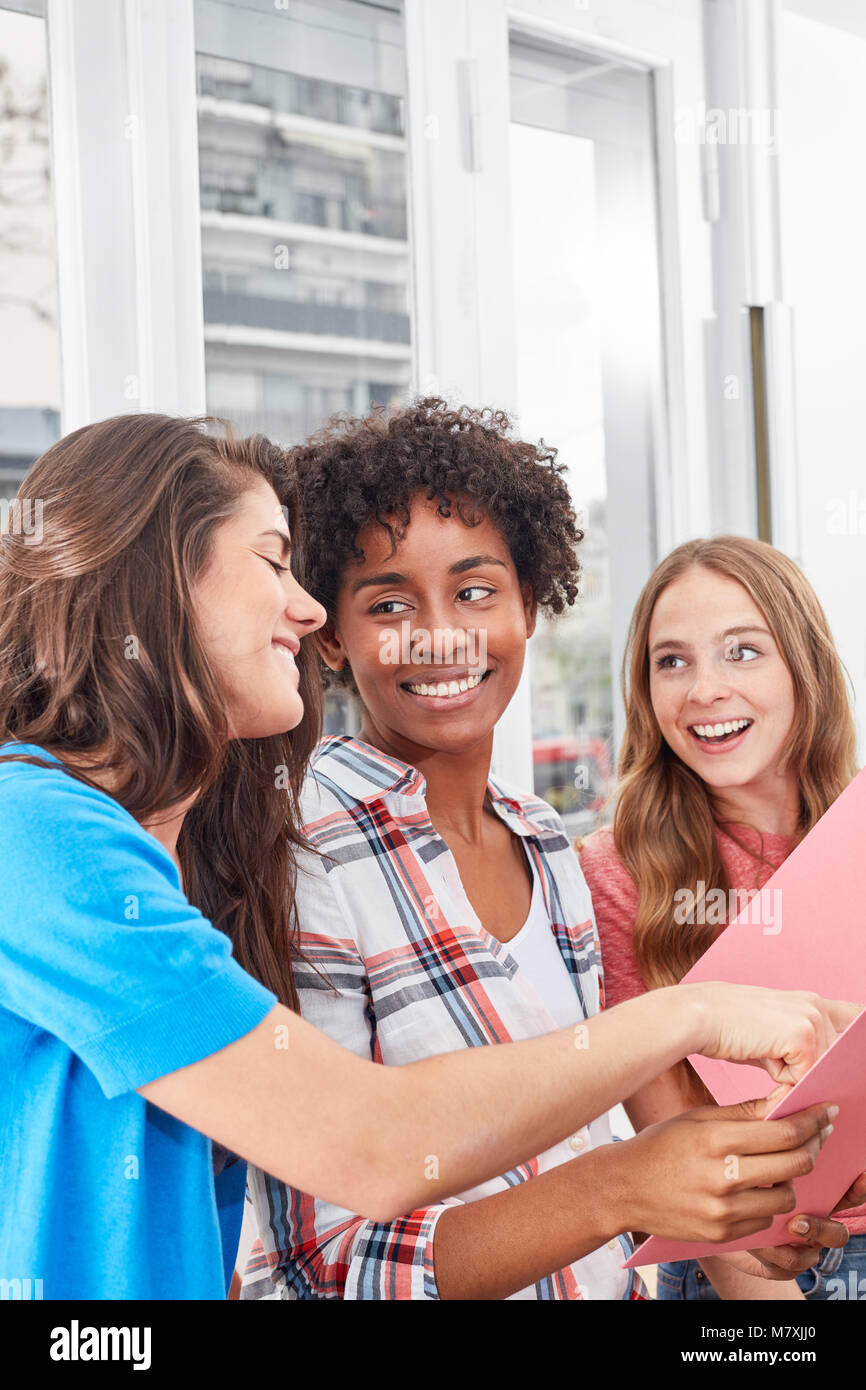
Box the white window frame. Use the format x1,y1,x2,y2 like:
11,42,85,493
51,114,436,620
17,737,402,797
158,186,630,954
45,0,206,430
404,0,717,787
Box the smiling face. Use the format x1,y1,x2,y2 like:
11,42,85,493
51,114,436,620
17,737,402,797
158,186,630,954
191,478,326,739
647,565,797,800
317,494,536,761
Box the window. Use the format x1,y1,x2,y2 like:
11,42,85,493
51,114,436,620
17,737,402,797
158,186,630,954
194,0,413,451
510,33,665,835
194,0,414,737
0,1,59,499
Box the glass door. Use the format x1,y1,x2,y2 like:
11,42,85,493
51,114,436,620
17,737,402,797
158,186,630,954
510,33,665,835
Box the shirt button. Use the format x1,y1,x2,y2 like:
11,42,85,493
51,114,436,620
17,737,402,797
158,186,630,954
607,1239,619,1251
568,1133,586,1153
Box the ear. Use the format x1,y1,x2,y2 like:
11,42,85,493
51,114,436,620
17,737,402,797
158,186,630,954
313,623,348,673
522,585,538,640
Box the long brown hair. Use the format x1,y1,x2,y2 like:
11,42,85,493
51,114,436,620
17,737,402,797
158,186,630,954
614,537,857,1094
0,412,322,1010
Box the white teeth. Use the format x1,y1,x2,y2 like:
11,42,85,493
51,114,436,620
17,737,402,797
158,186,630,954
692,718,751,739
405,670,487,697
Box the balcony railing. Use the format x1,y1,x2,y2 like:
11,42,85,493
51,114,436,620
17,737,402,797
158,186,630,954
203,289,411,345
197,58,404,138
200,182,408,241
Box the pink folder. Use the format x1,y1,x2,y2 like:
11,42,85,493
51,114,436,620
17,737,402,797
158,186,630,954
625,767,866,1267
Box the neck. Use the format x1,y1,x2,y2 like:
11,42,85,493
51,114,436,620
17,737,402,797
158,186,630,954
357,719,494,844
139,799,198,878
711,767,801,837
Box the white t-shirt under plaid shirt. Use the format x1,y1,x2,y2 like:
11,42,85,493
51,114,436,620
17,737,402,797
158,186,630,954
242,735,646,1300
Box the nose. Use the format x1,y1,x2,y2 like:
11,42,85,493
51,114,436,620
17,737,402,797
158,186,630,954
285,574,327,636
405,617,476,668
409,598,475,650
686,656,733,707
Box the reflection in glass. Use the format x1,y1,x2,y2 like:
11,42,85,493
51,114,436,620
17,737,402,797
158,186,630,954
194,0,412,453
510,35,662,837
194,1,412,736
0,4,59,500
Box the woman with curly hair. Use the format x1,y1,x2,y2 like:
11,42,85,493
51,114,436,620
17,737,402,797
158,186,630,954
1,413,848,1300
579,535,866,1300
240,400,854,1301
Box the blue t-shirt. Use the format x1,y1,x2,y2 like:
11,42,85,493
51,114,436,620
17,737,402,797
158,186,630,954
0,744,277,1299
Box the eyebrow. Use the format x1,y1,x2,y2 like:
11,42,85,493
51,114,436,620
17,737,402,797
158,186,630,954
351,570,407,596
256,529,292,557
350,554,507,596
650,625,773,655
449,554,508,576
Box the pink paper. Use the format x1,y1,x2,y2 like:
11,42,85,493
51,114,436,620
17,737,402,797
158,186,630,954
626,1008,866,1265
625,767,866,1268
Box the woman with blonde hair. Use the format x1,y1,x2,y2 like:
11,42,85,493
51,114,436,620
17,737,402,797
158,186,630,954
237,403,859,1300
579,534,866,1300
2,418,850,1300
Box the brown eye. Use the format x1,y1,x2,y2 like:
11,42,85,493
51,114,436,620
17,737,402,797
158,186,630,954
370,599,411,614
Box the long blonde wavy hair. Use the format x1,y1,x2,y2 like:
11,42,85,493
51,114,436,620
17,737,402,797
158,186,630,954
614,536,858,1017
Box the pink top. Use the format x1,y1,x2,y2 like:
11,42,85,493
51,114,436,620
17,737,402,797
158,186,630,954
579,822,866,1235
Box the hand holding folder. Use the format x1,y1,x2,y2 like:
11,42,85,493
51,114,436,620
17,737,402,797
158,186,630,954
626,768,866,1268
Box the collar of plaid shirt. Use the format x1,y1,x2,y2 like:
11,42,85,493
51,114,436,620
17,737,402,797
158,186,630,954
311,732,552,833
305,733,606,1017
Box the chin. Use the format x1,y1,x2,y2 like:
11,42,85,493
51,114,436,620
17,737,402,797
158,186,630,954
233,699,306,740
414,721,497,755
276,699,306,735
691,761,755,790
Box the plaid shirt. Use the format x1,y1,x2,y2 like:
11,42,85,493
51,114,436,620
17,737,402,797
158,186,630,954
242,736,644,1300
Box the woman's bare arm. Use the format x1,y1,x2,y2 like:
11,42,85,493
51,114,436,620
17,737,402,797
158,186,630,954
431,1096,834,1298
139,984,856,1224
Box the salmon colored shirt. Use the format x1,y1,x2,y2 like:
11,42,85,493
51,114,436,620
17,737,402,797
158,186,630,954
579,821,866,1235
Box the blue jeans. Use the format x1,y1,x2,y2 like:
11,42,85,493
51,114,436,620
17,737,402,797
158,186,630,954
655,1233,866,1300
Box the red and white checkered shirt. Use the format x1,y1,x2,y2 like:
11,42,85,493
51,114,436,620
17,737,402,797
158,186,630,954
242,735,646,1300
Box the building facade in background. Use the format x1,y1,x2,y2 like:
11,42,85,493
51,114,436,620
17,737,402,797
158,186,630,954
195,0,412,446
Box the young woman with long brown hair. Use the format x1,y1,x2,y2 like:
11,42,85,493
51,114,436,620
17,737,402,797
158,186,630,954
0,418,854,1300
579,534,866,1300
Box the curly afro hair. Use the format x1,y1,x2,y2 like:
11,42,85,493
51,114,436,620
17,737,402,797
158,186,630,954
290,396,583,689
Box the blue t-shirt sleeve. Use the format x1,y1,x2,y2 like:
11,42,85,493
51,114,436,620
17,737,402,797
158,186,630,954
0,757,278,1099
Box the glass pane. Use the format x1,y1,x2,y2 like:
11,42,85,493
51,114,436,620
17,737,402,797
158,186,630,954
0,3,60,502
194,0,412,735
194,0,412,449
509,34,663,838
